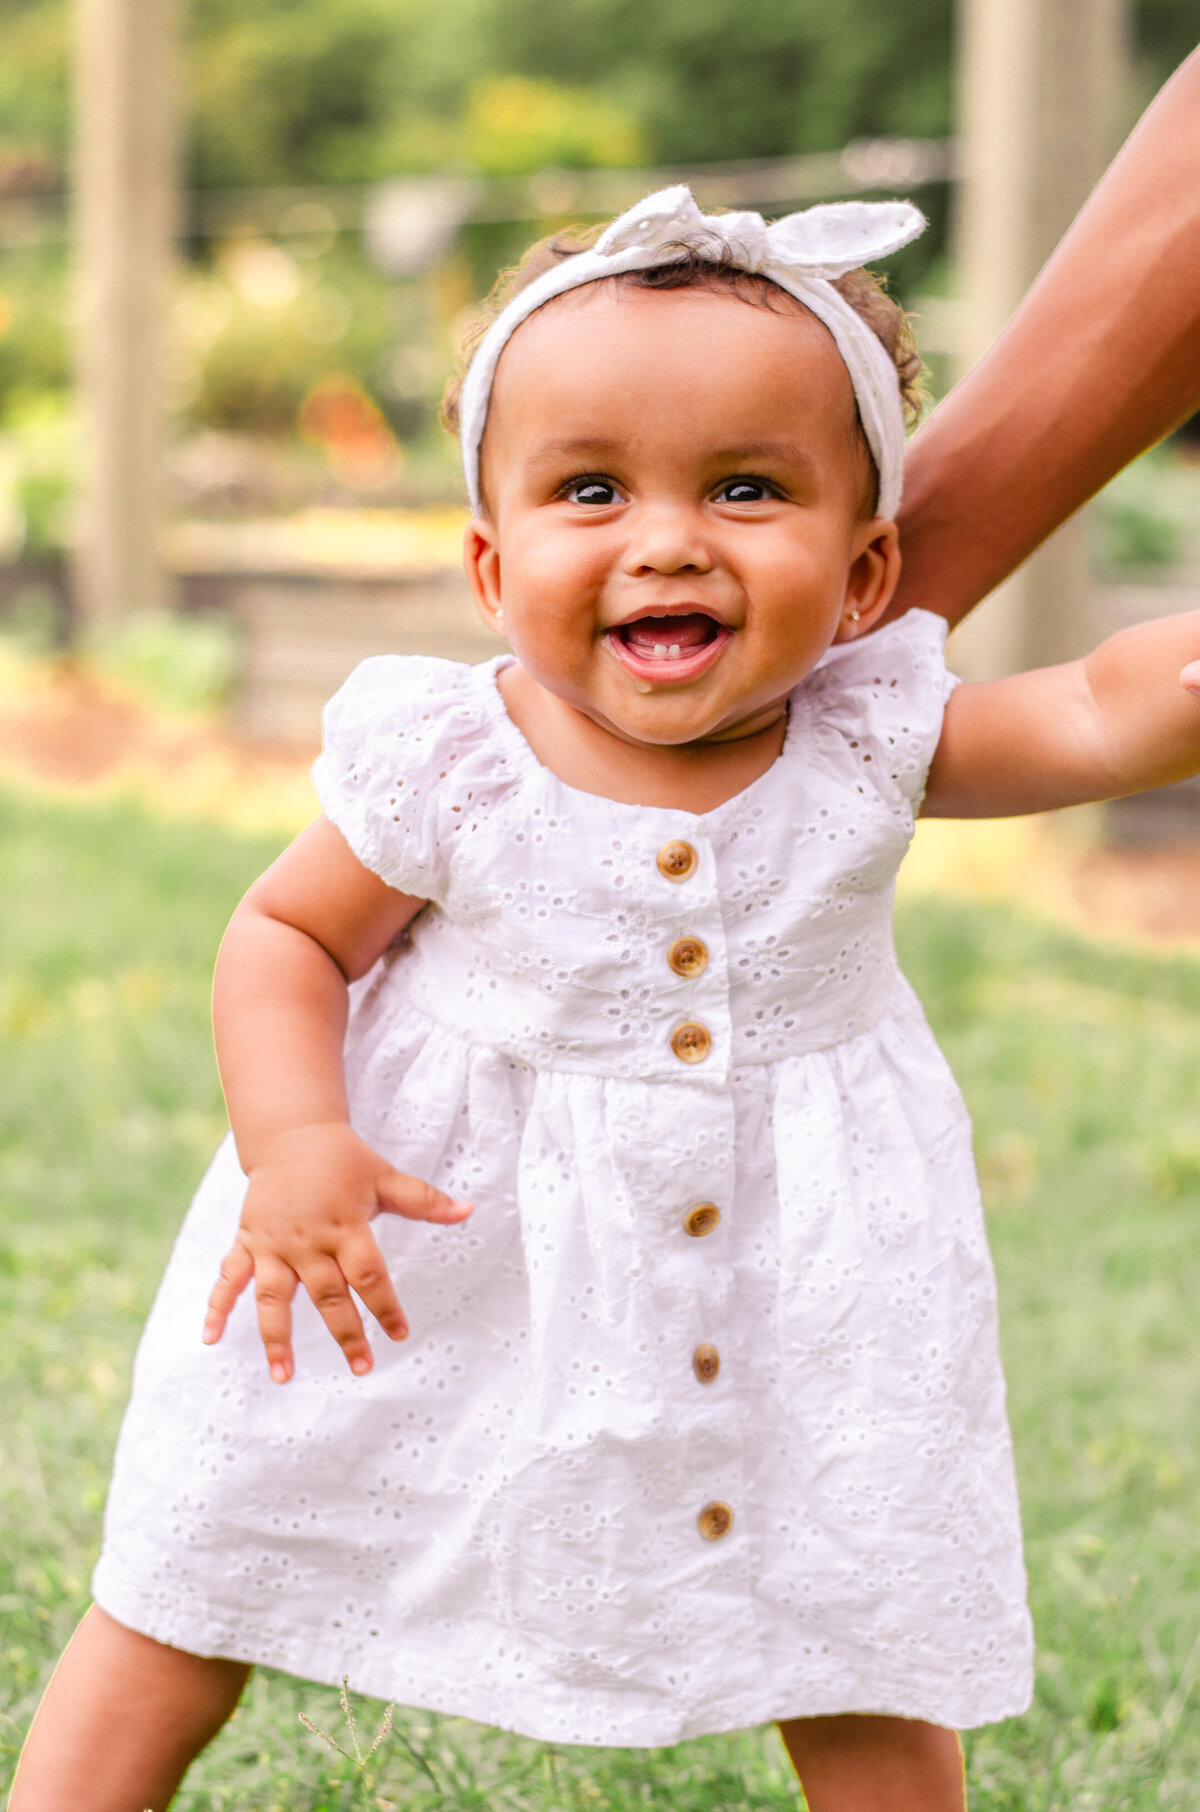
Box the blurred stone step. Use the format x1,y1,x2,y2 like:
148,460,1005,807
1105,777,1200,847
1095,582,1200,845
188,568,501,745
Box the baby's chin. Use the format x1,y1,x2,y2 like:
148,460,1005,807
579,682,792,754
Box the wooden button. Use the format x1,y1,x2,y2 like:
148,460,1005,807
697,1501,733,1541
657,839,698,882
692,1343,720,1383
682,1203,721,1238
668,936,708,978
671,1021,712,1064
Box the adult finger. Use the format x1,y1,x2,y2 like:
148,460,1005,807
203,1241,255,1345
338,1228,408,1343
1181,659,1200,695
375,1168,473,1225
254,1252,301,1383
297,1254,373,1376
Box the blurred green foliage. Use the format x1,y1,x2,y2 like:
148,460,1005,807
0,249,71,412
176,243,399,438
1092,450,1196,574
0,393,76,558
0,0,1195,194
0,0,1195,476
0,0,69,172
80,610,243,717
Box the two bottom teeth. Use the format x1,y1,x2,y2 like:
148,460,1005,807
651,643,682,660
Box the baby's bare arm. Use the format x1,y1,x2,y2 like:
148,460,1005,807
923,611,1200,819
205,816,471,1380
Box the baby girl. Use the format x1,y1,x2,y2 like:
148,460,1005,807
14,186,1200,1812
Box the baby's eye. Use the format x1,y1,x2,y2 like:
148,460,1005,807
562,477,621,507
715,476,776,504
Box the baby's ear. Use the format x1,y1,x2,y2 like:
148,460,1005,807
463,517,505,637
835,518,901,641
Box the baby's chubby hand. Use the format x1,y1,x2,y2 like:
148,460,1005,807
202,1122,472,1382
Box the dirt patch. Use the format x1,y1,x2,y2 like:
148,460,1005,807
0,660,309,780
0,658,317,834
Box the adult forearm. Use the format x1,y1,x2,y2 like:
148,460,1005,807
891,48,1200,626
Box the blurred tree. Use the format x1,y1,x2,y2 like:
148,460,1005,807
0,0,1192,453
182,0,953,183
186,0,485,186
460,77,646,175
1132,0,1200,104
0,0,1192,193
483,0,955,164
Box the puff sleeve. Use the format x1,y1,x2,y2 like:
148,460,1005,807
311,654,488,902
803,608,959,814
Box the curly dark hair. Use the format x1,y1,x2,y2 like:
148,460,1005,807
441,220,925,508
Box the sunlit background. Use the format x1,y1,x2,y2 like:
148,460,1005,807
0,2,1196,773
4,12,1200,1806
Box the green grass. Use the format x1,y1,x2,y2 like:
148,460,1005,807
2,781,1200,1807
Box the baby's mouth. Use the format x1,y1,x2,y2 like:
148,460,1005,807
604,612,731,685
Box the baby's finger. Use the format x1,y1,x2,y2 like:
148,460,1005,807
338,1229,408,1343
300,1255,373,1376
254,1254,300,1383
203,1241,255,1345
1181,659,1200,696
375,1168,473,1225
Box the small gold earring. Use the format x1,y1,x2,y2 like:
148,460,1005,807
847,609,861,623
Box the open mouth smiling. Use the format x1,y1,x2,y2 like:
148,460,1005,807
604,610,733,685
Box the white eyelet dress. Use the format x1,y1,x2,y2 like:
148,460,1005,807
93,608,1033,1745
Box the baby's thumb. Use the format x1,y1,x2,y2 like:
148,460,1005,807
1181,659,1200,696
375,1167,473,1225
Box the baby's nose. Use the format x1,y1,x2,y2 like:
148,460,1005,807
620,504,716,576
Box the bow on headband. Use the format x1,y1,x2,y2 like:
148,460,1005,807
459,185,926,520
594,183,924,282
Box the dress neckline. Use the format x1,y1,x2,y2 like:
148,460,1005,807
475,653,805,824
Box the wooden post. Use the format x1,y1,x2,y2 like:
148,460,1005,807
74,0,177,624
951,0,1128,678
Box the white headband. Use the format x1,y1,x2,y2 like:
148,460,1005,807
459,183,925,521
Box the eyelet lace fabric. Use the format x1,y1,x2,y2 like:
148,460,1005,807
94,609,1033,1744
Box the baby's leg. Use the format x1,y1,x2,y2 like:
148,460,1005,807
10,1604,249,1812
778,1713,966,1812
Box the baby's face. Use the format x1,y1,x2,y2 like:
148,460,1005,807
467,282,898,751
